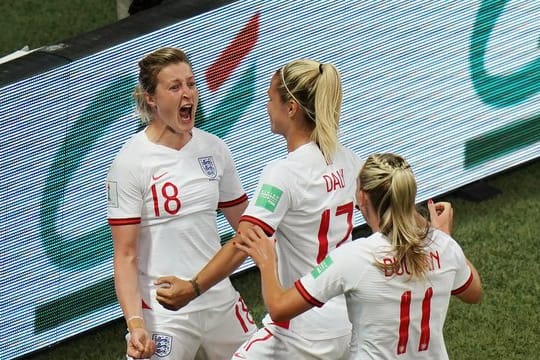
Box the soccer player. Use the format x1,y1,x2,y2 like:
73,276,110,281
235,153,483,360
156,59,362,359
106,47,256,360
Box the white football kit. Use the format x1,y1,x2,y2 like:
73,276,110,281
107,128,256,359
234,142,362,359
297,229,473,360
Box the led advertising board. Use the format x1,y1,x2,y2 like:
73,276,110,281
0,1,538,358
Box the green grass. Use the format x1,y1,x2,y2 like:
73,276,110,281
0,0,116,57
443,160,540,359
4,2,539,359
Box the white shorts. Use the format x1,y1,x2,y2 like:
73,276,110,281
127,295,257,360
231,321,350,360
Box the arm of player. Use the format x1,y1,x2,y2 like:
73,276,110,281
428,200,483,303
155,223,251,310
235,227,313,322
454,258,483,304
155,200,250,310
111,224,155,358
221,200,249,231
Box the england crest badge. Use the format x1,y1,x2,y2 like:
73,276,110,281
152,333,172,357
198,156,217,179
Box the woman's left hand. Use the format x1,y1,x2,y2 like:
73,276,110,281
234,227,277,270
155,276,196,310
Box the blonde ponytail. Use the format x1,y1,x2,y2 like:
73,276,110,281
278,60,342,163
359,154,430,280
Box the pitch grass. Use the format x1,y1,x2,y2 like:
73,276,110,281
0,0,116,57
23,159,540,359
3,2,539,359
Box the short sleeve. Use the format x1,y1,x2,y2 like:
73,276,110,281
240,162,291,235
449,238,473,294
106,155,143,225
296,245,354,306
216,141,247,208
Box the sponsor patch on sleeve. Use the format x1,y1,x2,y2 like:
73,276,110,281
311,256,334,279
107,181,118,208
255,184,283,212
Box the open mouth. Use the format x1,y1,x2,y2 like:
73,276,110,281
179,105,193,122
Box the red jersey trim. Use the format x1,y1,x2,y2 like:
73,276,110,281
218,194,248,208
108,218,141,226
142,299,152,310
239,215,275,236
243,328,273,351
294,280,324,308
451,272,474,295
269,320,290,329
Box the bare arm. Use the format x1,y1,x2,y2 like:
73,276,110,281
190,200,251,292
235,227,313,322
426,201,483,303
454,258,483,304
111,224,155,358
195,221,252,291
221,200,248,231
155,200,252,310
112,225,143,320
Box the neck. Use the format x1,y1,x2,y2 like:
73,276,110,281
367,214,380,233
285,129,312,153
146,122,192,150
361,201,380,232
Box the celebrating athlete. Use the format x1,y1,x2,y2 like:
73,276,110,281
156,59,362,359
236,153,483,359
106,47,256,360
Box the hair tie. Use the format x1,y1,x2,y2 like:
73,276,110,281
319,63,323,74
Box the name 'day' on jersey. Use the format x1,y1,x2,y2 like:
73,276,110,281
323,168,345,193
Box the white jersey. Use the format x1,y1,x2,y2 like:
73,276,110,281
241,141,362,340
297,229,474,360
107,128,245,314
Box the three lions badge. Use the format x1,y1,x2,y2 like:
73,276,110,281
198,156,217,179
152,333,172,357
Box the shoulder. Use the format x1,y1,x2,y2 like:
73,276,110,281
193,128,233,160
259,157,289,176
193,128,226,147
109,132,146,170
429,228,456,247
427,228,465,258
333,233,386,261
336,144,363,167
270,142,322,173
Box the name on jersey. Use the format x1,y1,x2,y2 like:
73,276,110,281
382,250,441,277
323,169,345,192
311,256,334,279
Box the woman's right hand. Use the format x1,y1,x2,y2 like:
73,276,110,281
234,227,277,270
428,200,453,235
127,325,155,359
